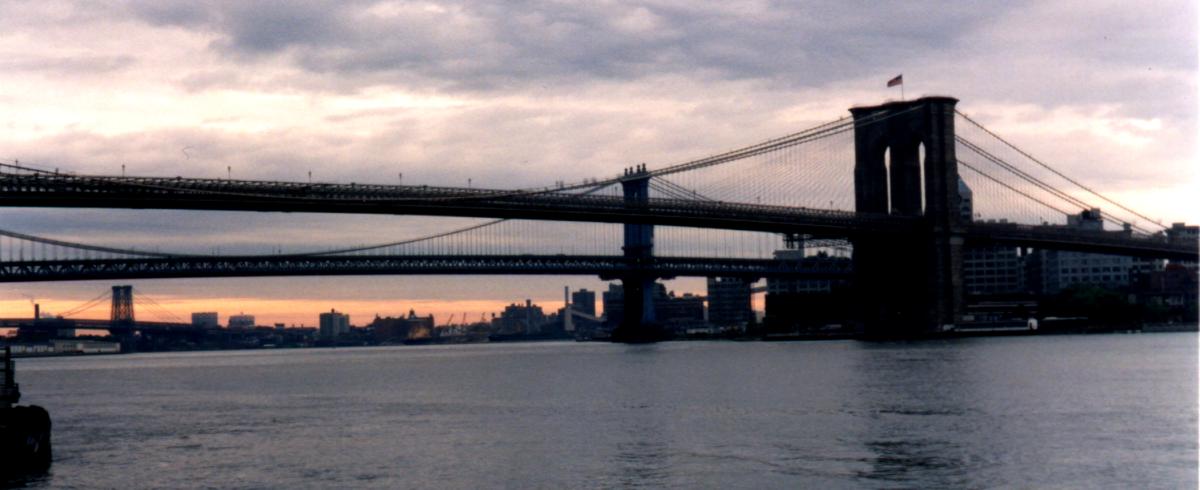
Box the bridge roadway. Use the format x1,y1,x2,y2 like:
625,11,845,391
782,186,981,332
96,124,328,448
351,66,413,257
1,172,1195,260
0,317,193,333
0,172,916,237
0,254,853,283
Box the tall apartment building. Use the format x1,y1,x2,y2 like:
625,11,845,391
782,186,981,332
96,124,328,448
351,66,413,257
571,289,597,317
318,309,350,339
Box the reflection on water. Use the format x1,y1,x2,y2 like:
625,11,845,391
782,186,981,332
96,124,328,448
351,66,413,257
11,333,1197,488
862,439,966,483
852,342,973,487
614,437,670,487
610,344,672,487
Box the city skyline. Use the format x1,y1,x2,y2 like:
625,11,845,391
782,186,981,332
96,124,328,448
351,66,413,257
0,279,630,328
1,1,1195,323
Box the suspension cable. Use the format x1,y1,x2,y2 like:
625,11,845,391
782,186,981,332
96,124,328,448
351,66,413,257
56,290,112,318
0,182,626,259
957,137,1157,235
653,177,715,201
132,287,186,323
0,106,915,207
958,159,1077,220
957,137,1094,211
0,228,182,258
956,110,1166,229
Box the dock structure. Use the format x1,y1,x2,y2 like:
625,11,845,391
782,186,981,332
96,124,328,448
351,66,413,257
1,344,52,476
0,346,18,408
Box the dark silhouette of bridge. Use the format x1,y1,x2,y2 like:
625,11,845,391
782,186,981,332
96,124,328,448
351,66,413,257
1,96,1195,339
0,286,196,338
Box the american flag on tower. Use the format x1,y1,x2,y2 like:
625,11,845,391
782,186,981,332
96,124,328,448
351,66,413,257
887,74,903,87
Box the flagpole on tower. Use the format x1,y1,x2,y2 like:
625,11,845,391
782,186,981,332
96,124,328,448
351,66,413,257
887,74,904,100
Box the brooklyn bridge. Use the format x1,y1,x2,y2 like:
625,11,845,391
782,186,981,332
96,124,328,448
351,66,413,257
1,97,1195,339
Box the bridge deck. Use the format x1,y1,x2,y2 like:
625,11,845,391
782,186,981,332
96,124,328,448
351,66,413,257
0,254,854,283
1,173,1194,261
0,173,909,237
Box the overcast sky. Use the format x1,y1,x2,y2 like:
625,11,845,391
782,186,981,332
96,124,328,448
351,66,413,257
1,1,1196,326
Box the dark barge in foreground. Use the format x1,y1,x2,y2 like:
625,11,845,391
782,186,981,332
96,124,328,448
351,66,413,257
1,345,52,479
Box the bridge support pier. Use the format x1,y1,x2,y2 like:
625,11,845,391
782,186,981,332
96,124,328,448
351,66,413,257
850,97,965,337
612,165,669,343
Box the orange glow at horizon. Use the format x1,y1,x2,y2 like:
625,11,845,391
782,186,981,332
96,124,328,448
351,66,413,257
0,284,750,328
0,296,573,328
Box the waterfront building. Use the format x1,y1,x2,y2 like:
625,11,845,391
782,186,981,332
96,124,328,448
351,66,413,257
960,177,1138,297
369,310,435,343
318,309,350,339
1166,222,1199,272
963,241,1029,296
571,289,597,317
764,240,853,333
599,282,704,331
1130,263,1199,322
494,300,547,335
228,314,256,330
191,312,219,329
1166,222,1200,243
602,284,623,327
657,289,705,332
706,277,752,329
958,181,1029,297
958,177,974,222
1028,210,1134,294
766,249,851,294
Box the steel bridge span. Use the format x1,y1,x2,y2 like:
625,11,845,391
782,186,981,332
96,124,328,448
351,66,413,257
0,254,852,283
0,172,1193,260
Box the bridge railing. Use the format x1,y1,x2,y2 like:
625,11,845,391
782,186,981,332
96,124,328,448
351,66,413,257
966,221,1198,260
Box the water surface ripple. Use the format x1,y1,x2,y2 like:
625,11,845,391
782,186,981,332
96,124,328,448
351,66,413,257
11,333,1197,488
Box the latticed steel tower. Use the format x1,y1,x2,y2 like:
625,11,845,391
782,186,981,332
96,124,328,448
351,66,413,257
110,285,134,326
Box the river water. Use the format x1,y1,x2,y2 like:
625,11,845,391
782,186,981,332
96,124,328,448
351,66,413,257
8,333,1197,488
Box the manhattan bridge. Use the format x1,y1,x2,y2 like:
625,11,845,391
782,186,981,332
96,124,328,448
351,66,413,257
0,97,1195,339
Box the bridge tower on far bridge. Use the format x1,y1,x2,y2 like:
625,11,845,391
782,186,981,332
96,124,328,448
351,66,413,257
850,96,964,336
110,285,135,327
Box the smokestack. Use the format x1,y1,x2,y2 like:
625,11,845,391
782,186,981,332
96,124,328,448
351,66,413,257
34,303,40,320
563,287,574,333
525,299,533,335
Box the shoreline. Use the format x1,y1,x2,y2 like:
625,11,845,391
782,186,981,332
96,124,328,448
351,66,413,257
6,324,1195,357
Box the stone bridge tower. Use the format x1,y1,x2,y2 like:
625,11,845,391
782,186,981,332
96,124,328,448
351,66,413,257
611,165,665,342
850,96,964,336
